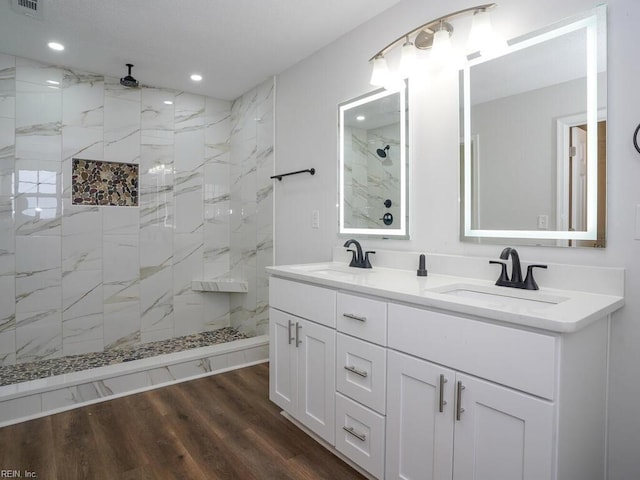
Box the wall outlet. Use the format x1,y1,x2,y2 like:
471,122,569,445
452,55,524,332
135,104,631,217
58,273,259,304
312,209,320,229
537,214,549,230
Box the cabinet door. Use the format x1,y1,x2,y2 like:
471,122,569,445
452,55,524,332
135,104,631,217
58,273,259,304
452,373,554,480
386,351,455,480
269,308,297,413
297,318,336,444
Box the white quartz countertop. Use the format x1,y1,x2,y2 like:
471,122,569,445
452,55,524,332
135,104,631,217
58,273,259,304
265,262,625,333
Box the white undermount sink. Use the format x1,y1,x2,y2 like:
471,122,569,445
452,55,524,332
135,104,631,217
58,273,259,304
430,283,569,309
289,263,367,277
289,263,343,272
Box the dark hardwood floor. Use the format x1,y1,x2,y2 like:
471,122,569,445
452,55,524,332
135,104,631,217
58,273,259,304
0,363,366,480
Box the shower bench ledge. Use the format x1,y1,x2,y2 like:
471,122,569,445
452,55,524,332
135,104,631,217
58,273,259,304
191,275,248,293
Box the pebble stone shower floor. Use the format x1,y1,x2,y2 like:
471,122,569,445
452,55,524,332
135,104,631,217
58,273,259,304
0,327,247,387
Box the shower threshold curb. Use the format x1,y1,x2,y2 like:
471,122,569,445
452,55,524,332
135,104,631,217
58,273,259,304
0,335,268,427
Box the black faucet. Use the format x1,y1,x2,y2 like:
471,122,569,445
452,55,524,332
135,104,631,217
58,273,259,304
343,239,375,269
489,247,547,290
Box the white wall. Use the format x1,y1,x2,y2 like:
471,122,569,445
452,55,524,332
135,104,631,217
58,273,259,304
274,0,640,477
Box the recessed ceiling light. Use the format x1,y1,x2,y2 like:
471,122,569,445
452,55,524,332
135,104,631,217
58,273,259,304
47,42,64,51
46,80,60,85
190,73,203,82
356,115,366,121
163,100,173,105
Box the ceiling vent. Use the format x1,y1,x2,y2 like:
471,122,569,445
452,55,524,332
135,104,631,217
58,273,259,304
11,0,45,20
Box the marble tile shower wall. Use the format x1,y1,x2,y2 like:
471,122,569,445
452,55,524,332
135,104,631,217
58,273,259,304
344,125,400,229
344,127,368,227
0,53,273,366
367,124,401,226
228,79,274,337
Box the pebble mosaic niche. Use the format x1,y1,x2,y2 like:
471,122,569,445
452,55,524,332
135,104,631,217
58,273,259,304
72,158,139,206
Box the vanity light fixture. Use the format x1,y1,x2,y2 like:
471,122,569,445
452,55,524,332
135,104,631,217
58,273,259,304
369,3,504,87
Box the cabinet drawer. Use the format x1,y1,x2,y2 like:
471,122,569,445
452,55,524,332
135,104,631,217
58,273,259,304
337,292,387,345
388,303,557,400
270,277,336,327
335,393,385,479
336,334,387,414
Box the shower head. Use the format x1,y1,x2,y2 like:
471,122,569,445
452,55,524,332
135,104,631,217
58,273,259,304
120,63,139,88
377,145,390,158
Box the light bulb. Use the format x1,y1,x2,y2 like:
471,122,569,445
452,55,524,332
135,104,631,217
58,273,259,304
431,28,453,69
468,10,492,50
468,9,507,57
399,37,416,78
370,56,390,87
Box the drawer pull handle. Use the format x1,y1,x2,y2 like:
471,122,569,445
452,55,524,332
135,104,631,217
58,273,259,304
456,381,465,421
287,320,294,345
343,313,367,322
344,365,368,378
439,374,448,413
295,322,302,347
342,426,367,442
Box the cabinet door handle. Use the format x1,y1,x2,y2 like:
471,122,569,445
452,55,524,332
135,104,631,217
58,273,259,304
342,313,367,322
455,381,465,421
344,365,368,378
439,374,448,413
342,426,367,442
287,320,294,345
295,322,302,347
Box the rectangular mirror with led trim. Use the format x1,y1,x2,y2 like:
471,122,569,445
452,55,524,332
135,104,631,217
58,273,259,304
460,5,606,247
339,81,409,238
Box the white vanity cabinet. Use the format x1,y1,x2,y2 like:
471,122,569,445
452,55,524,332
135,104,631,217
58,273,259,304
267,266,616,480
269,277,337,444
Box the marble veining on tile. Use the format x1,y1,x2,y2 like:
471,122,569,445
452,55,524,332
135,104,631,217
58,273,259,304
0,327,247,386
1,53,273,369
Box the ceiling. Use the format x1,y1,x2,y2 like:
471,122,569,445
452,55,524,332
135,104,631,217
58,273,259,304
0,0,403,100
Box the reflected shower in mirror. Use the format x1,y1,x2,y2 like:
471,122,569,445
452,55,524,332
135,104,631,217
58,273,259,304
460,5,606,247
339,81,409,238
